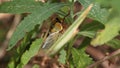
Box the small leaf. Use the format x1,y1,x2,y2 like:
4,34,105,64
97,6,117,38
78,31,96,38
33,64,40,68
107,39,120,49
21,38,42,66
0,0,43,14
80,21,104,31
8,59,15,68
58,49,66,64
71,48,93,68
8,3,66,50
16,63,22,68
91,17,120,46
78,21,104,38
78,0,108,24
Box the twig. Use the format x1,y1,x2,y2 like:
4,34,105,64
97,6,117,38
86,46,109,68
87,48,120,68
0,14,21,59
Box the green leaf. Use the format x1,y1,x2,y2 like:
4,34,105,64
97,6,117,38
58,49,66,64
78,21,104,38
80,21,104,31
8,59,15,68
111,0,120,13
91,17,120,46
78,0,108,24
21,38,42,66
107,39,120,49
16,30,34,54
78,31,96,38
33,64,40,68
8,3,66,50
0,0,43,14
16,63,23,68
95,0,111,7
71,48,93,68
46,4,93,55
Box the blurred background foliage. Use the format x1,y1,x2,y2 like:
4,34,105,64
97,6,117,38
0,0,120,68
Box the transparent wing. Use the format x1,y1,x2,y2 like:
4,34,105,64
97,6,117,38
42,31,60,49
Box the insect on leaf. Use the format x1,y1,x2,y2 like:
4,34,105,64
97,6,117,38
8,3,66,50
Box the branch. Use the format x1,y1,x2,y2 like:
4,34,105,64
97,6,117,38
87,48,120,68
0,14,21,59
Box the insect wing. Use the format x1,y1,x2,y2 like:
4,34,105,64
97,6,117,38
42,31,59,49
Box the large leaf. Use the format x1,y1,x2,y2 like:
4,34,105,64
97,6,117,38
0,0,43,14
91,17,120,46
21,38,42,66
8,3,66,50
71,48,93,68
78,0,108,24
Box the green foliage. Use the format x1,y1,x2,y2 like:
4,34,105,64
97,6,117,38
46,4,92,55
7,3,66,50
107,39,120,49
78,21,104,38
21,38,42,66
8,29,38,68
1,0,120,68
71,48,93,68
33,64,40,68
91,18,120,46
96,0,120,12
80,21,104,31
58,49,67,64
78,31,96,38
0,0,43,14
78,0,108,24
8,59,14,68
111,0,120,12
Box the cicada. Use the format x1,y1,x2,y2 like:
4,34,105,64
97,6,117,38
42,20,63,49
